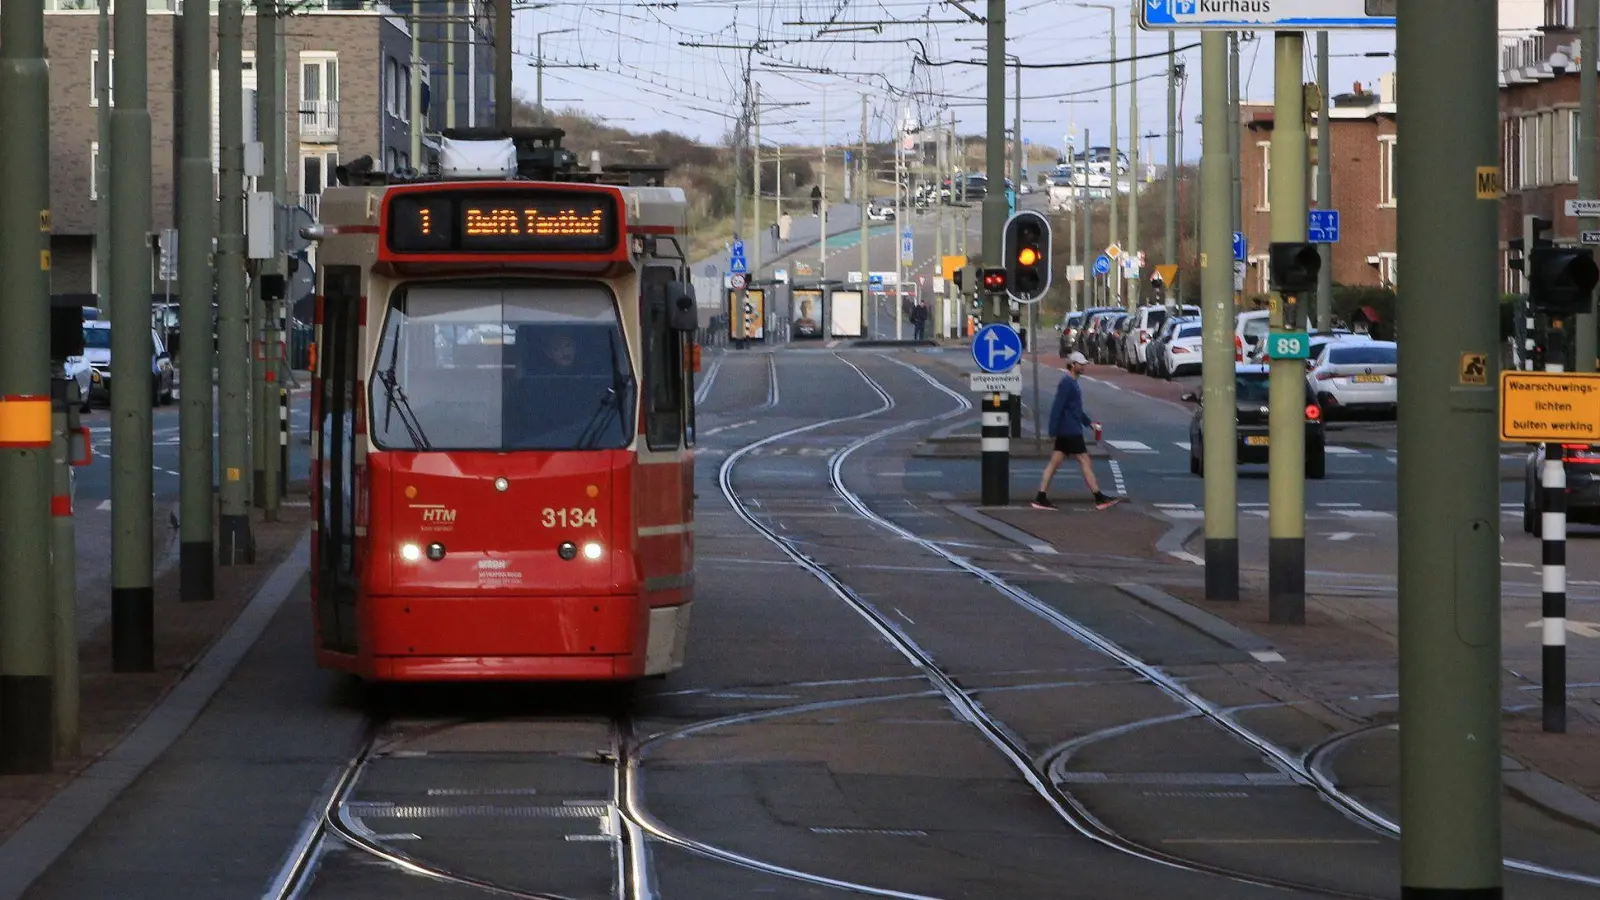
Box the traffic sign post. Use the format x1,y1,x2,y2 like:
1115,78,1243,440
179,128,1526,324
1499,370,1600,442
1308,209,1341,244
973,323,1021,507
1093,254,1111,277
1232,231,1247,262
1139,0,1394,30
1265,331,1311,360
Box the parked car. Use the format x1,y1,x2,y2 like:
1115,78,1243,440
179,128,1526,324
82,319,176,408
1525,443,1600,536
1161,320,1206,378
1184,363,1327,480
1306,339,1397,418
1148,315,1198,378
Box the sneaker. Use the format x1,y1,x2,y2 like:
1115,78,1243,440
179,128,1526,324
1094,493,1121,511
1031,493,1056,510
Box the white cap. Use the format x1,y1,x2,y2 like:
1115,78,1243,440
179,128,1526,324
1066,351,1089,366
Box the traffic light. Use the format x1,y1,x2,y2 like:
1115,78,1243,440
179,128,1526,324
1528,246,1600,315
1002,210,1052,302
1268,241,1321,294
1150,276,1166,305
981,267,1007,293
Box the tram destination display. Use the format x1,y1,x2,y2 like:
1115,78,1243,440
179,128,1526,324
385,187,621,254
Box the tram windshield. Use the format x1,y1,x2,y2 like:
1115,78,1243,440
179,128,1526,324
369,280,636,451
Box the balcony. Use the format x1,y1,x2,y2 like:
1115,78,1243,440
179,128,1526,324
299,100,339,142
296,193,321,220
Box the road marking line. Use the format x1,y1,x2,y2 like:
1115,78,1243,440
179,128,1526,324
1325,532,1358,542
1316,502,1362,507
894,607,915,625
1175,441,1191,451
1163,838,1378,845
1168,550,1205,566
1108,459,1127,495
96,500,111,511
1333,510,1392,519
1107,439,1154,452
1250,651,1287,663
1324,446,1362,455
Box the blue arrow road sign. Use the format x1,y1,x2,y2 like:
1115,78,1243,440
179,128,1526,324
729,256,748,274
1141,0,1393,30
973,323,1023,374
1309,209,1341,244
1232,232,1247,262
1093,254,1111,277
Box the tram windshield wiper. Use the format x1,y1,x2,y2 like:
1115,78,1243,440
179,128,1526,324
377,364,431,451
576,330,632,450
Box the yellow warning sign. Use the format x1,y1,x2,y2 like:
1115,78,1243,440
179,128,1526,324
226,467,242,482
39,209,51,232
39,249,50,271
941,255,967,281
1154,264,1179,285
1199,253,1208,269
1500,371,1600,442
1460,352,1487,386
1476,166,1503,200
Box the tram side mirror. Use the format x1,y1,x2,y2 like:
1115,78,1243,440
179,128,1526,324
667,282,698,332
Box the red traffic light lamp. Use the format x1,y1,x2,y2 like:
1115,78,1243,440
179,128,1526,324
981,268,1007,292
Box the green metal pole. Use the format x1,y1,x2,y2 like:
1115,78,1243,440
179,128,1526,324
1578,0,1597,373
1012,58,1022,201
110,0,155,672
1165,30,1178,309
0,0,57,772
96,0,110,304
1228,32,1241,303
1127,4,1139,310
50,386,79,758
1267,32,1307,625
859,94,869,336
494,0,512,132
1108,10,1119,307
179,0,215,600
254,0,281,519
1082,127,1091,308
982,0,1006,309
752,83,762,278
217,0,254,565
1397,0,1503,893
1200,32,1238,603
1316,31,1334,333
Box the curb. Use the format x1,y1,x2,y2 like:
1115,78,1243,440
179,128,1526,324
945,504,1057,555
1113,582,1281,660
1505,768,1600,836
0,531,312,900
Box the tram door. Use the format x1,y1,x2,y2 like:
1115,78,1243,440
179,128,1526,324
314,266,361,653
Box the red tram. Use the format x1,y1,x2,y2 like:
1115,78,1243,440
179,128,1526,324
305,129,699,681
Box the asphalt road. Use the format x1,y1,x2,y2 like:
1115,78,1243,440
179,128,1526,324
21,345,1600,899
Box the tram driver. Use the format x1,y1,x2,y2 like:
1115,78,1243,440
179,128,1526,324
505,323,631,449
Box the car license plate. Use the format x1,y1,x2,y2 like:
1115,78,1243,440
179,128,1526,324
1352,375,1386,383
1245,436,1269,446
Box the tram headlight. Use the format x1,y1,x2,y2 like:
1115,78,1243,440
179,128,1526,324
581,542,603,561
400,543,422,562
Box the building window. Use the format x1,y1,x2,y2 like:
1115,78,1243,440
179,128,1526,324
90,50,114,106
1378,136,1396,207
90,142,99,200
1377,252,1397,289
1310,162,1318,204
385,57,399,116
1523,113,1539,187
1256,141,1271,211
1570,108,1581,183
1504,116,1522,192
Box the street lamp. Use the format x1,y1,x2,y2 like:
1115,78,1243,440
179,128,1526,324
534,28,577,123
1074,2,1120,299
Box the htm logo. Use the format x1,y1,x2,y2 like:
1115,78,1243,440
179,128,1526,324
422,507,457,523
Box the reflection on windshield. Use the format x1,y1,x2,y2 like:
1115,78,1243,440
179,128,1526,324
1329,346,1397,366
370,280,636,451
83,327,111,349
1236,374,1271,405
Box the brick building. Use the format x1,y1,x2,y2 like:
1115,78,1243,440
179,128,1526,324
1498,4,1588,295
38,0,494,296
1236,75,1397,297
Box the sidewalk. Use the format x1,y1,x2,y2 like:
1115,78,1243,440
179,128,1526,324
0,504,311,850
955,500,1600,848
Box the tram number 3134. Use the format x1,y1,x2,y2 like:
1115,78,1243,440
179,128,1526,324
542,507,599,528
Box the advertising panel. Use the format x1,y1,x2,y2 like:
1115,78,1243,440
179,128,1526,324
829,290,864,338
792,289,825,340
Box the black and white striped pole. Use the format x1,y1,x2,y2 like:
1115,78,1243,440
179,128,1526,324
981,392,1009,506
1541,441,1567,734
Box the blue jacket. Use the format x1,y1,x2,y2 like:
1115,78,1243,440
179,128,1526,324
1047,373,1091,437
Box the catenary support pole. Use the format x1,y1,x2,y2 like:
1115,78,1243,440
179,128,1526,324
493,0,511,132
1200,32,1238,603
981,0,1009,505
752,82,762,278
179,0,215,601
0,0,57,772
263,4,284,518
1127,3,1138,311
1316,31,1334,333
410,0,422,163
1579,0,1597,373
1165,31,1178,308
253,0,275,513
1012,56,1022,203
96,0,111,303
446,0,456,129
217,0,255,564
1266,32,1307,625
859,94,870,337
1228,32,1241,299
1396,0,1505,893
1108,12,1119,307
50,383,79,758
110,0,156,672
1082,127,1091,311
820,87,829,285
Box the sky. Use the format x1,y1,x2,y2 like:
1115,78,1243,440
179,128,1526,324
496,0,1537,166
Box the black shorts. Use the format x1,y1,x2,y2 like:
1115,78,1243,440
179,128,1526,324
1054,433,1087,456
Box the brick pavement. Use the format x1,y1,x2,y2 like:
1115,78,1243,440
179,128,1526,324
973,501,1600,836
0,508,310,846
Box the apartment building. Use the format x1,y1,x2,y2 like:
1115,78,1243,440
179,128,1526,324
43,0,495,296
1236,74,1398,296
1497,1,1591,295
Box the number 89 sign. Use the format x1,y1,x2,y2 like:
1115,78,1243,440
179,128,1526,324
1267,331,1310,361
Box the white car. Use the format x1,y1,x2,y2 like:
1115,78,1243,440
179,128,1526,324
1307,338,1397,417
1162,321,1205,377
